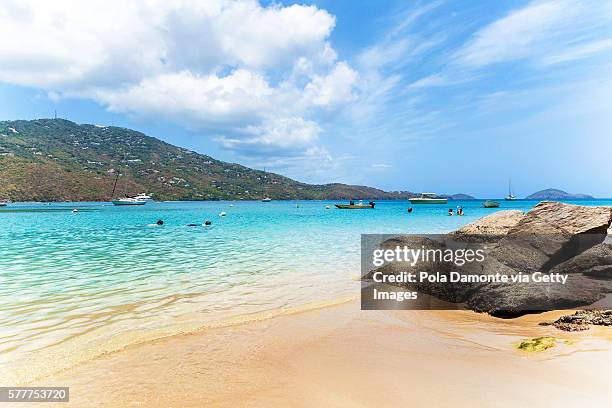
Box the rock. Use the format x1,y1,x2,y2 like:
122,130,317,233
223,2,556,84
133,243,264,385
583,265,612,279
542,310,612,331
366,202,612,317
450,210,524,243
466,274,611,316
491,201,612,273
549,242,612,275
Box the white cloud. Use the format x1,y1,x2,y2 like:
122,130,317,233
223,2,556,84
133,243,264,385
0,0,357,161
455,0,612,67
407,74,448,89
371,163,392,168
303,62,358,109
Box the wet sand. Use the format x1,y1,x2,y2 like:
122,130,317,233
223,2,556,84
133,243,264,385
19,301,612,407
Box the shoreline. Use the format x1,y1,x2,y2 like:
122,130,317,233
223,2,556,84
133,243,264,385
25,300,612,407
1,296,357,386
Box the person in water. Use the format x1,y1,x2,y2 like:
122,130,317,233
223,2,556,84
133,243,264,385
407,207,413,213
457,207,464,216
369,201,375,208
156,219,164,225
448,208,454,216
204,220,212,226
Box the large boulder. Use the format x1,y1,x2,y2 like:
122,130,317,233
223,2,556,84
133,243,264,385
491,201,612,273
550,242,612,275
366,202,612,316
453,210,524,236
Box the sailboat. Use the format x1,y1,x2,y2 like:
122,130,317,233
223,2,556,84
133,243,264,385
505,180,517,201
110,171,146,205
261,168,271,202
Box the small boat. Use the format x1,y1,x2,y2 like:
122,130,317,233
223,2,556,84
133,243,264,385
110,171,146,205
505,180,517,201
261,168,272,202
134,193,153,201
409,193,447,204
335,200,375,209
0,202,7,207
483,200,500,208
112,197,146,206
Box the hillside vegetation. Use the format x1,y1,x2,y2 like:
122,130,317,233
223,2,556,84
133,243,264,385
0,119,417,202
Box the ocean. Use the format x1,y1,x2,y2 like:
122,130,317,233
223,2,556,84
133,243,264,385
1,198,611,383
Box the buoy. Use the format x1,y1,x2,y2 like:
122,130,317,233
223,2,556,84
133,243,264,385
325,205,331,209
219,212,226,217
72,209,78,213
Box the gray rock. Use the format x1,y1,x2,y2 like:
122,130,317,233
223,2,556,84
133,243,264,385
367,202,612,317
491,201,612,273
583,265,612,279
450,210,524,243
550,242,612,275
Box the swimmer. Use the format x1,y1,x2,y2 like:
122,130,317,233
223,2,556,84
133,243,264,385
156,219,164,226
448,208,454,216
407,207,413,213
204,220,212,226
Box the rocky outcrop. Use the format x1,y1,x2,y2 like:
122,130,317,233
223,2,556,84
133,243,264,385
451,210,524,242
368,201,612,317
550,242,612,275
540,310,612,331
491,201,612,274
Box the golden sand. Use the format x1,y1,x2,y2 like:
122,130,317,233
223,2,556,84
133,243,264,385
13,301,611,408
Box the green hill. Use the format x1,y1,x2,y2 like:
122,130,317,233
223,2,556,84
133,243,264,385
0,119,416,202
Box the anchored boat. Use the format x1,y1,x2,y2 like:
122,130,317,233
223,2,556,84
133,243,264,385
335,200,375,209
134,193,153,201
409,193,447,204
112,197,146,206
505,180,517,201
483,200,500,208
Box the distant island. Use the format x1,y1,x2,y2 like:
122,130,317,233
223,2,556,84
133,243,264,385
449,193,475,200
526,188,594,200
0,119,431,202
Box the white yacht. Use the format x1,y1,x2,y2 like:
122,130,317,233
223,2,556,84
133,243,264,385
112,197,146,206
134,193,153,201
409,193,448,204
505,181,517,201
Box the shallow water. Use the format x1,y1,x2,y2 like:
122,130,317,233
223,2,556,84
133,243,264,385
1,198,611,382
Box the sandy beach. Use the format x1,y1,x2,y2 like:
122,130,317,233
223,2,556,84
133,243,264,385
15,300,610,408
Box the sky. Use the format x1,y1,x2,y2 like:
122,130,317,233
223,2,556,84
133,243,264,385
0,0,611,198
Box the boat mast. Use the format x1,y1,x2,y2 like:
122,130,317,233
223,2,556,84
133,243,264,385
110,171,120,198
262,168,267,199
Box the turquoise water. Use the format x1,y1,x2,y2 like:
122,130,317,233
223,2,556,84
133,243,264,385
1,199,611,381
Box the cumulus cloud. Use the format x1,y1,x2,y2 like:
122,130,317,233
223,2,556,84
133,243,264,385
0,0,358,160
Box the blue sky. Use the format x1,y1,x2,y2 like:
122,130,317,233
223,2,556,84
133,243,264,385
1,0,611,197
